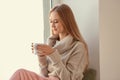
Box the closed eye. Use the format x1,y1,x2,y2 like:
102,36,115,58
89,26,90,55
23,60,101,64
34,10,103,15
49,20,59,24
54,20,58,23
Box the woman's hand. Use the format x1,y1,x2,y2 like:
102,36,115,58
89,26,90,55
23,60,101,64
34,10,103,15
32,43,55,56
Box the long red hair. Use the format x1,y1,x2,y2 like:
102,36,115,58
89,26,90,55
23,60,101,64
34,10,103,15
49,4,89,71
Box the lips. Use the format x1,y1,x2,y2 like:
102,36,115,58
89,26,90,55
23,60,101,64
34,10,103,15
52,28,57,31
54,29,57,31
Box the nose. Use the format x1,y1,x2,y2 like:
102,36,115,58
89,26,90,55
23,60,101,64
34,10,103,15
51,22,55,28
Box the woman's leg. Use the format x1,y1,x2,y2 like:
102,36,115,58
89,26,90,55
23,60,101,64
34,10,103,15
9,69,45,80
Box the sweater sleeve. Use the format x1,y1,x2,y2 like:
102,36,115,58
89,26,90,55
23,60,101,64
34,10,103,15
39,35,58,77
47,43,88,80
38,56,48,77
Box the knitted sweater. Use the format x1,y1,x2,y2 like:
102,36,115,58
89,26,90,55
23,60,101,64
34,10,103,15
39,35,88,80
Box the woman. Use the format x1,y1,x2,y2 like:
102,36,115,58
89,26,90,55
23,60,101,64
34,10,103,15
10,3,89,80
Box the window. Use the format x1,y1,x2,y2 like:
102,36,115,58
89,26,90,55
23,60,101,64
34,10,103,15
0,0,44,79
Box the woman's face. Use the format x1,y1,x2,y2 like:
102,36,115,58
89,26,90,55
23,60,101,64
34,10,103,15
49,11,65,35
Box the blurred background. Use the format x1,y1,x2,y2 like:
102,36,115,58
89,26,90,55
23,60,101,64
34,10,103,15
0,0,120,80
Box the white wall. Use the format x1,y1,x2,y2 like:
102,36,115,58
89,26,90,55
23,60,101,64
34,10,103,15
0,0,44,80
62,0,99,80
100,0,120,80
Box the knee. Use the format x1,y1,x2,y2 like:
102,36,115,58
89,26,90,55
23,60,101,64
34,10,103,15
15,68,26,73
9,68,26,80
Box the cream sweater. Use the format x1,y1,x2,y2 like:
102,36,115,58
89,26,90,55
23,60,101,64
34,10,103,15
38,35,88,80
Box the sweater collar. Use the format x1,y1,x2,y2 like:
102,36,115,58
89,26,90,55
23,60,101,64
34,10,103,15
53,34,73,54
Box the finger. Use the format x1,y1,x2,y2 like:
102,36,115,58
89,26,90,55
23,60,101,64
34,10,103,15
31,47,34,53
32,50,34,53
31,48,34,50
37,45,49,50
37,44,47,48
37,52,44,56
37,50,43,54
37,53,44,56
39,50,43,53
38,55,45,57
31,43,34,47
